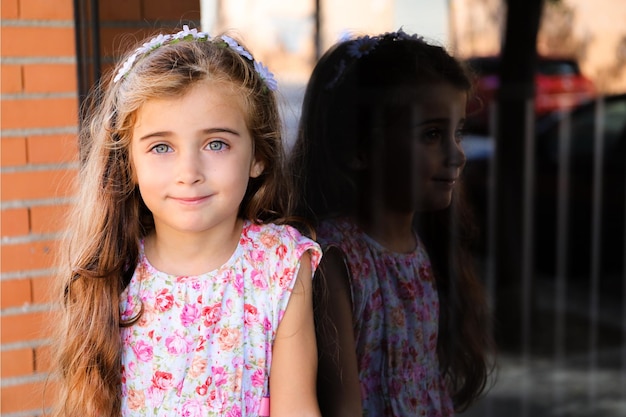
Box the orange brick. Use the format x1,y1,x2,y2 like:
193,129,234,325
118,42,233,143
23,63,78,93
1,0,19,19
143,0,201,21
32,275,55,304
31,204,72,234
20,0,74,19
0,349,34,378
1,169,76,201
1,97,78,129
1,64,23,93
1,136,28,166
0,380,58,414
0,311,47,343
1,27,76,57
0,240,58,273
99,0,142,20
35,344,53,373
1,207,30,237
27,134,79,164
0,278,32,308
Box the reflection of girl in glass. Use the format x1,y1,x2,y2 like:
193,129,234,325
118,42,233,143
290,30,495,416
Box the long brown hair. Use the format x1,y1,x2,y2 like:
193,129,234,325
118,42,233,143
50,30,289,417
290,31,495,411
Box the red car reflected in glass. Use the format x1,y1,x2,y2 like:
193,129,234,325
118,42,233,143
465,56,596,133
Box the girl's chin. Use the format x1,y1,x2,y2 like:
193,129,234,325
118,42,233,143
415,199,453,212
383,191,453,213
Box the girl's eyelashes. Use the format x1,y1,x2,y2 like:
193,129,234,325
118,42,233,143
146,140,229,153
421,128,443,142
419,126,466,144
150,143,171,154
207,140,228,151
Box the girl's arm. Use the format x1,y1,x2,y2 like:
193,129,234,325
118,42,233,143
315,247,363,417
270,251,321,417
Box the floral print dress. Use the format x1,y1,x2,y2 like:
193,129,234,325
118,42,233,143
317,218,454,417
119,221,321,416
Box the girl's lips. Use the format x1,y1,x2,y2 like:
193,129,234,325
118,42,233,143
433,178,457,185
171,195,211,204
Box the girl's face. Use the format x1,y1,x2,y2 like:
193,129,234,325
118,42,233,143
130,80,264,238
369,83,467,213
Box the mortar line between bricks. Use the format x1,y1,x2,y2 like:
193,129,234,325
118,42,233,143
1,196,76,210
0,126,78,137
1,56,76,64
1,92,77,99
0,372,50,387
1,339,52,351
1,302,56,316
0,161,79,173
1,231,63,245
0,19,73,27
0,268,58,281
1,408,50,417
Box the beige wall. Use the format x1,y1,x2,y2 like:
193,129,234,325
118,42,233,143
555,0,626,93
202,0,626,93
203,0,400,83
210,0,317,83
320,0,395,49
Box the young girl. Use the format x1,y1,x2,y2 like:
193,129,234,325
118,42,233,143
290,30,495,416
52,26,322,417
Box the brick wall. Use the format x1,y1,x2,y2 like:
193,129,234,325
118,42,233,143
1,1,200,416
1,0,78,414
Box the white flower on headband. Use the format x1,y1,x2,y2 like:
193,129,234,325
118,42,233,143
346,35,378,58
220,35,253,60
112,26,277,92
143,34,172,50
254,61,278,91
114,25,209,83
114,33,174,83
114,54,138,83
173,25,208,41
325,29,425,90
386,28,424,42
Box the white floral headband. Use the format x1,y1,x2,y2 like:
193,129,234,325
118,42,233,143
325,28,425,90
113,25,278,92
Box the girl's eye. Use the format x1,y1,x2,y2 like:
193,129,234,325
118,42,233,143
455,128,466,143
207,141,227,151
151,144,171,153
422,128,442,142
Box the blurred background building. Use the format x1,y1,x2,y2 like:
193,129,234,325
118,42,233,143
1,1,625,416
452,0,626,93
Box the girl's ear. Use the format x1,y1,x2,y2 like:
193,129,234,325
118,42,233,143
249,158,265,178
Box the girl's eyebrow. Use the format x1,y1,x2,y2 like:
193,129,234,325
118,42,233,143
416,118,449,126
138,127,241,141
202,127,241,136
416,117,466,126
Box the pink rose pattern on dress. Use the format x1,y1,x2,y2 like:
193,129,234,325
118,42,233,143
316,218,454,417
120,222,321,416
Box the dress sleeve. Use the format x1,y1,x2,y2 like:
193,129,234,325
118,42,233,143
270,225,321,326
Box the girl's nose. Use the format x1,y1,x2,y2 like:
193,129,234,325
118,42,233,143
447,138,467,168
176,151,205,184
